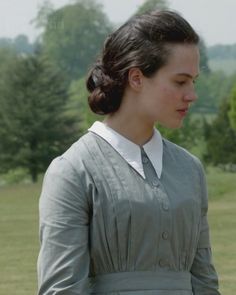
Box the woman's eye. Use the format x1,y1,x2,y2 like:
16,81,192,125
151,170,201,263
176,81,186,85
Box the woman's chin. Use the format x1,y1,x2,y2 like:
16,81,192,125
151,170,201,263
159,119,184,129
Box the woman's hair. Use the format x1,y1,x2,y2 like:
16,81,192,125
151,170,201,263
86,10,199,115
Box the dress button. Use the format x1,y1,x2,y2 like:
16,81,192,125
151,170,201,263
152,180,159,187
162,203,169,211
162,231,169,240
142,156,149,164
159,258,169,267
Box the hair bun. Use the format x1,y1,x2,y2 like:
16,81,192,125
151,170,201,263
86,62,122,115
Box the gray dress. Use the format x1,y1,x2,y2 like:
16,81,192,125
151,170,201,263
37,132,220,294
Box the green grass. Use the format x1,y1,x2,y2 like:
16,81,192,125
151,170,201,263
0,167,235,294
0,182,41,295
206,166,236,295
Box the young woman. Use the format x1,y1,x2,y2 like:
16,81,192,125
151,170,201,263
37,10,221,295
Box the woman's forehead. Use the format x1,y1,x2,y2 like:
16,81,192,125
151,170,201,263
163,44,200,74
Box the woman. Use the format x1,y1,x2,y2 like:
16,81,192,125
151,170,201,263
37,10,221,295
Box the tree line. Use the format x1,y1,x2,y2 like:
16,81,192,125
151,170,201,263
208,43,236,60
0,0,236,182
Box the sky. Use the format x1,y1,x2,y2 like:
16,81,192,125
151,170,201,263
0,0,235,46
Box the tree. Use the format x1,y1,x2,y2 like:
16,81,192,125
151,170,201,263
158,115,203,153
0,48,18,92
0,54,80,182
31,0,54,30
38,0,113,81
199,39,210,74
136,0,168,14
68,77,101,132
13,35,35,55
0,37,12,49
193,71,236,114
0,35,35,55
228,85,236,131
203,98,236,167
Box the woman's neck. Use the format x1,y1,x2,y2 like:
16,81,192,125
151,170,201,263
104,112,154,146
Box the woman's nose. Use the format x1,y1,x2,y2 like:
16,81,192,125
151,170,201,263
184,89,198,102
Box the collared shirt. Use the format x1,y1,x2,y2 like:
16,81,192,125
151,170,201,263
88,121,163,179
38,126,220,294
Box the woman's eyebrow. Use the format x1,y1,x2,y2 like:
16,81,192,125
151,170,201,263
175,73,199,79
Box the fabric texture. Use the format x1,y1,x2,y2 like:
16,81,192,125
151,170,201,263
37,131,220,295
88,121,163,179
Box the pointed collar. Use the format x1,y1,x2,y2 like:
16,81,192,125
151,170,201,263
88,121,163,179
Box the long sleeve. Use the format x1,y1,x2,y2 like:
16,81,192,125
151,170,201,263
37,156,90,295
190,160,221,295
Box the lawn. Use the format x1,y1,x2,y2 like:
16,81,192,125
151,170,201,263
0,181,41,295
206,166,236,295
0,166,235,295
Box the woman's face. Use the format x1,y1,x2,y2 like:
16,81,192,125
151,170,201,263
137,44,200,129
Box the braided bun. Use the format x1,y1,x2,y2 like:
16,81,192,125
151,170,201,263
86,62,123,115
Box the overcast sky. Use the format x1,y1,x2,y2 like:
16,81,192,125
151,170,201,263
0,0,235,46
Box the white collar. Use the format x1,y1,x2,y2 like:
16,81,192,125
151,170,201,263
88,121,163,179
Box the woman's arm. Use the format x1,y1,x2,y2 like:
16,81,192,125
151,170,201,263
37,156,90,295
190,160,221,295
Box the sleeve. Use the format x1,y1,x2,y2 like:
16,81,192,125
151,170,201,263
190,159,221,295
37,156,91,295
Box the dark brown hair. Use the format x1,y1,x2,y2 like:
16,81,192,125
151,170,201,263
86,10,199,115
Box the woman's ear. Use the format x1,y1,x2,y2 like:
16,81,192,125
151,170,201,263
128,68,144,91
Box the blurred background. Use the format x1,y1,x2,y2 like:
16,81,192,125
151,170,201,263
0,1,235,294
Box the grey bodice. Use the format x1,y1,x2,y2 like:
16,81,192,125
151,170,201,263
37,132,220,295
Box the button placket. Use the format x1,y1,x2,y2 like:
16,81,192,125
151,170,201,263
162,231,169,240
140,146,172,269
142,156,149,164
162,202,169,211
152,179,160,188
155,185,172,269
159,258,169,268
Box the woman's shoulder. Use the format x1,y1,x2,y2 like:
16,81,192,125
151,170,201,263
63,132,96,161
162,137,203,171
46,132,97,177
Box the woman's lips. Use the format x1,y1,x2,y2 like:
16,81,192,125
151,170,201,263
177,108,188,117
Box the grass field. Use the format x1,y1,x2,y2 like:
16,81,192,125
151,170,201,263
0,167,235,295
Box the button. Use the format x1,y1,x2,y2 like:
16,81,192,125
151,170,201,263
142,156,149,164
159,258,169,267
152,180,159,187
162,231,169,240
162,203,169,211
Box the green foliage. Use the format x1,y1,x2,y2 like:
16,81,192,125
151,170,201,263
193,71,236,113
0,35,34,55
228,85,236,131
209,58,236,76
207,44,236,75
199,39,210,74
13,35,35,55
158,115,203,153
136,0,168,14
208,43,236,60
40,0,113,80
31,0,54,30
0,37,12,48
203,98,236,167
0,47,17,72
68,78,102,132
0,54,80,182
0,169,28,186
